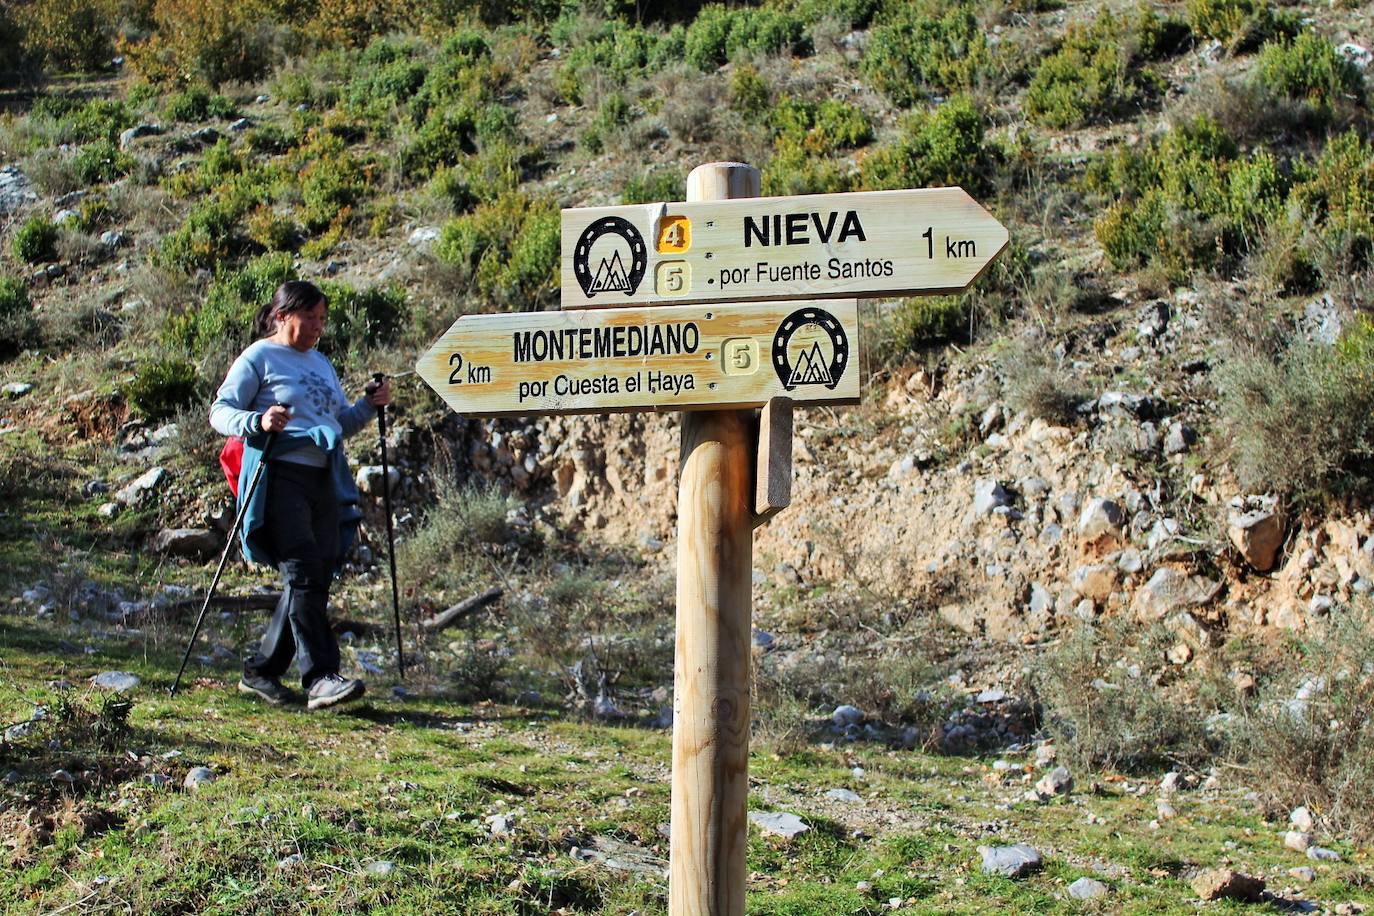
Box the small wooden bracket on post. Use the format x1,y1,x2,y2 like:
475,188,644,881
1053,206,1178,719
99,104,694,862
752,397,792,529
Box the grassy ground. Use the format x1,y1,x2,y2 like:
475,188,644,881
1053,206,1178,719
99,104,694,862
3,613,1371,915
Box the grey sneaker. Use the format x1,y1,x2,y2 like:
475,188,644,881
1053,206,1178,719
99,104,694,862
306,674,365,710
238,673,296,706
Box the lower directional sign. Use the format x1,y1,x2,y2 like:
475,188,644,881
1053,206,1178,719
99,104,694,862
416,300,860,417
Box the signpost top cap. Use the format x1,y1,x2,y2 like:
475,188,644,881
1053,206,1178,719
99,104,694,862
687,162,760,202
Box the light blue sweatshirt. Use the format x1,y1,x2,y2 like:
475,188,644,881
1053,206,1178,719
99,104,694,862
209,340,374,466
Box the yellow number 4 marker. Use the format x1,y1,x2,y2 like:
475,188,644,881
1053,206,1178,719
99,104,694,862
657,215,691,253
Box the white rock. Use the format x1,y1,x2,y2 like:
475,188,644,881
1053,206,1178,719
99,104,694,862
183,767,217,790
1289,866,1316,883
1306,846,1340,862
974,479,1010,517
1067,877,1108,900
977,844,1043,878
825,788,862,803
1228,510,1284,572
1035,766,1073,798
5,722,35,741
2,382,33,398
749,811,809,839
363,860,395,877
1339,42,1371,69
1131,567,1221,622
1284,831,1312,852
1078,498,1125,542
116,467,168,506
91,671,140,692
1290,806,1315,833
356,465,400,496
277,853,304,869
408,226,441,246
831,704,863,727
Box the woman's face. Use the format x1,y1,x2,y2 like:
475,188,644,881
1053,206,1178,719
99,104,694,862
278,300,327,352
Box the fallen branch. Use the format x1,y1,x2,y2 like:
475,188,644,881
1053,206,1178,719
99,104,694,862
162,593,282,617
420,587,503,631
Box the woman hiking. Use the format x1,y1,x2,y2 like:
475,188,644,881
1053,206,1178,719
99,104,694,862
209,280,390,710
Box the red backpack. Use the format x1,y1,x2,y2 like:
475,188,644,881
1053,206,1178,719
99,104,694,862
219,436,245,497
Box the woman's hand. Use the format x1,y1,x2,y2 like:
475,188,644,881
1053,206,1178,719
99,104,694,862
366,378,391,408
260,405,291,433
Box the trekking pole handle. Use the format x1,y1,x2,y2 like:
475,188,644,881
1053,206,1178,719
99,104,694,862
366,372,385,395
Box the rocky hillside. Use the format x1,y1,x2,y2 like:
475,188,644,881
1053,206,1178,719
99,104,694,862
2,0,1374,891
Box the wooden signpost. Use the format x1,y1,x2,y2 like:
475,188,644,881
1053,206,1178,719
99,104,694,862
560,187,1009,309
418,165,1008,916
416,300,859,417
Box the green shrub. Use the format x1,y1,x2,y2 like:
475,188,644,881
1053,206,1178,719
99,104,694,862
0,275,30,318
555,25,678,105
683,5,809,71
71,139,133,185
1096,127,1277,274
164,252,295,356
1219,318,1374,506
1253,32,1365,109
347,45,429,110
762,138,854,196
771,96,871,154
1033,619,1227,771
12,215,59,263
163,85,235,123
0,274,34,355
31,96,133,143
1088,115,1292,277
434,192,560,311
1134,3,1192,60
246,205,298,252
860,3,991,106
1291,131,1374,271
729,64,770,119
1026,15,1159,128
1242,610,1374,841
878,296,968,357
122,0,276,87
782,0,879,29
581,92,632,154
1185,0,1300,51
14,0,116,73
244,124,292,155
125,358,199,420
620,166,685,204
156,197,244,272
403,105,480,175
319,282,408,355
859,96,1000,196
297,140,366,233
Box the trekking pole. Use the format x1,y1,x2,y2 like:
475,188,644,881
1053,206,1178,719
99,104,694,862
170,426,280,698
367,372,406,679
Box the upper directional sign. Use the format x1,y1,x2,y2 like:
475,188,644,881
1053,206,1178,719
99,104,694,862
416,300,860,418
560,187,1008,310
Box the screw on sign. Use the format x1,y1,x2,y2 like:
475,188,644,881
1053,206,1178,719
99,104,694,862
417,164,1009,916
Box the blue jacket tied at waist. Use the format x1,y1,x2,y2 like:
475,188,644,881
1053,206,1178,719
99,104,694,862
237,426,362,573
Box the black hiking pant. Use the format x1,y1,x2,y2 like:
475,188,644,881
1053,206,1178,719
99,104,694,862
244,461,341,689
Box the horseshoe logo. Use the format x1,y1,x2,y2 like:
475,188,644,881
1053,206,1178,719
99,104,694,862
772,307,848,391
572,217,647,299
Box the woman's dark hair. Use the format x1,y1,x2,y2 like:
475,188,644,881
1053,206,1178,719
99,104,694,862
255,280,327,337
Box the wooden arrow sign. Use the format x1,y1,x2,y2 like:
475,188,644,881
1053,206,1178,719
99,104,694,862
559,187,1008,309
416,300,860,418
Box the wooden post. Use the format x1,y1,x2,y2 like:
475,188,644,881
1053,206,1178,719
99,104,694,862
671,162,759,916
